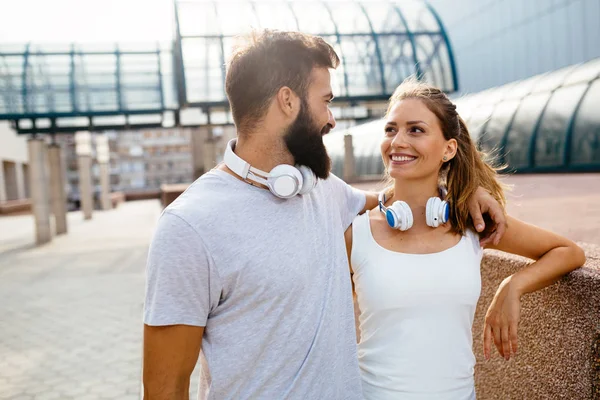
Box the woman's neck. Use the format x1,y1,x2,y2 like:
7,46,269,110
388,177,441,230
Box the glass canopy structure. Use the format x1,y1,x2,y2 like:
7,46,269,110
325,57,600,175
0,43,176,133
175,0,457,107
0,0,457,134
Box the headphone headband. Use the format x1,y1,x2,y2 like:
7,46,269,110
378,191,387,212
224,139,267,182
223,138,316,199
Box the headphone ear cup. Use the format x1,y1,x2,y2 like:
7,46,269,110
426,197,448,227
389,201,413,231
401,201,413,230
426,197,435,227
441,200,450,224
426,197,438,227
267,165,303,198
297,165,317,195
384,207,399,229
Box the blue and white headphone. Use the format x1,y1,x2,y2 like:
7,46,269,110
224,139,317,199
378,191,450,231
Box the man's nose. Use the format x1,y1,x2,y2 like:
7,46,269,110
328,108,336,129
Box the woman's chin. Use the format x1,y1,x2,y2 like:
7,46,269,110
388,170,416,180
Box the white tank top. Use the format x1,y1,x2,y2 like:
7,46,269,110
351,211,483,400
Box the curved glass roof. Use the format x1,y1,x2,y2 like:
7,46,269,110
0,0,458,133
176,0,457,105
325,57,600,176
460,57,600,172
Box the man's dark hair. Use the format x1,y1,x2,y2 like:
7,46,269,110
225,30,340,133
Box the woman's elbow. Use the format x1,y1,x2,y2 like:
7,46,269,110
568,243,586,270
575,245,586,268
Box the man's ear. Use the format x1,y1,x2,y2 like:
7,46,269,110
276,86,300,119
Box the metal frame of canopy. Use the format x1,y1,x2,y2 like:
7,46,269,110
0,0,458,134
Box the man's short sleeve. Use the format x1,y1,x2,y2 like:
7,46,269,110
143,211,221,327
326,173,366,231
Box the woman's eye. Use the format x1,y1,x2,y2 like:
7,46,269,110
410,126,424,134
384,127,396,135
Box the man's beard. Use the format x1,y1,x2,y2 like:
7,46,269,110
283,101,332,180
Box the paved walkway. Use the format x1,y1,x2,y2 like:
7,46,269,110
0,173,597,400
0,201,161,400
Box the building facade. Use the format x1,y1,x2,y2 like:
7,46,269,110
141,129,193,189
58,128,194,205
428,0,600,93
115,131,146,191
0,121,28,204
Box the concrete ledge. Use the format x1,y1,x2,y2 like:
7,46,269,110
0,198,32,215
473,243,600,399
123,190,161,202
160,183,190,208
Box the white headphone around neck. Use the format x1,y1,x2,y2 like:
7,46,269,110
223,139,317,199
378,192,450,231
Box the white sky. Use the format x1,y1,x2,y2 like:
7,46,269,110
0,0,174,44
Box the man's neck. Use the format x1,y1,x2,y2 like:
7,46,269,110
234,131,294,173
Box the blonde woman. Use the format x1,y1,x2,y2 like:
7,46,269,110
345,78,586,400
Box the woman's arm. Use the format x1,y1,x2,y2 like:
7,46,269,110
487,215,586,296
482,215,586,361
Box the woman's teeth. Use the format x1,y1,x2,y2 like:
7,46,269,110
391,155,415,162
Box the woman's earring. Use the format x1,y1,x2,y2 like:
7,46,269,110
443,156,448,162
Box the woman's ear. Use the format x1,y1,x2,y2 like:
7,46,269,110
443,138,458,162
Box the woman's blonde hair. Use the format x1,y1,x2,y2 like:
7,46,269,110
383,77,506,236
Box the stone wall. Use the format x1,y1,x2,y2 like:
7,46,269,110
473,243,600,399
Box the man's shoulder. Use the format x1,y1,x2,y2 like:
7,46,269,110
319,173,350,191
163,169,255,232
166,170,229,215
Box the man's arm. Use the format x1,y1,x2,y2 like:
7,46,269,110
468,187,507,246
143,324,204,400
143,211,220,399
359,191,379,214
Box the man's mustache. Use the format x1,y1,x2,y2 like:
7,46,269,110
321,124,333,136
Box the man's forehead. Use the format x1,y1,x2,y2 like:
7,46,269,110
309,67,333,93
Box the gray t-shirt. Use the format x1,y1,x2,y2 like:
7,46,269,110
144,169,366,399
